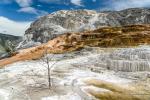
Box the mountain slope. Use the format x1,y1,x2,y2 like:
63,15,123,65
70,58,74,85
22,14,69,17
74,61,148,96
25,8,150,43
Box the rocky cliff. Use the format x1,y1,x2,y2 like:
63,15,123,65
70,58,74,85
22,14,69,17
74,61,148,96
0,33,22,59
25,8,150,43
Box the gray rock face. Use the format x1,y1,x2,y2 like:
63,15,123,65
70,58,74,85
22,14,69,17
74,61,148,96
25,8,150,43
0,33,22,59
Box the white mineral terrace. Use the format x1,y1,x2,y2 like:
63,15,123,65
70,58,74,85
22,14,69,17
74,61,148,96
0,45,150,100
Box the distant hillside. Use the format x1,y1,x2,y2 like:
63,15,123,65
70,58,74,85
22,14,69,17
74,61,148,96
25,8,150,43
0,33,22,54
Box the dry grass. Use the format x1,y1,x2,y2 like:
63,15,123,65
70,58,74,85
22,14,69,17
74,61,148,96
84,79,150,100
86,90,141,100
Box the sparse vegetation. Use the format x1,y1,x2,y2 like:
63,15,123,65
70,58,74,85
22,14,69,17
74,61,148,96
84,79,150,100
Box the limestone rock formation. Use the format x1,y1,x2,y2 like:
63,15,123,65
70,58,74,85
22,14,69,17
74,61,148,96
25,8,150,43
1,25,150,67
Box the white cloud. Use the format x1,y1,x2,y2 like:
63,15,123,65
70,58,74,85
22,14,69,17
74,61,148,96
17,7,38,14
108,0,150,10
0,16,31,36
71,0,83,6
17,7,48,15
15,0,48,15
15,0,32,7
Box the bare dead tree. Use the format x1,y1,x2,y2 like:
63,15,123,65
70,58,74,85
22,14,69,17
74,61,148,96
41,48,60,89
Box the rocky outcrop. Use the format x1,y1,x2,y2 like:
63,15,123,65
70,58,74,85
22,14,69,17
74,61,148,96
0,33,22,59
25,8,150,43
1,25,150,67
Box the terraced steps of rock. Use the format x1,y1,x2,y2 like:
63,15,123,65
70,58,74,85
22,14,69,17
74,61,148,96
1,25,150,67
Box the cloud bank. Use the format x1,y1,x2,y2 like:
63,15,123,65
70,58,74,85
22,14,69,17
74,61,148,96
15,0,48,15
15,0,32,7
0,16,31,36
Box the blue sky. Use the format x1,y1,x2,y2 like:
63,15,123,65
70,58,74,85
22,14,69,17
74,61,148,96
0,0,105,21
0,0,150,36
